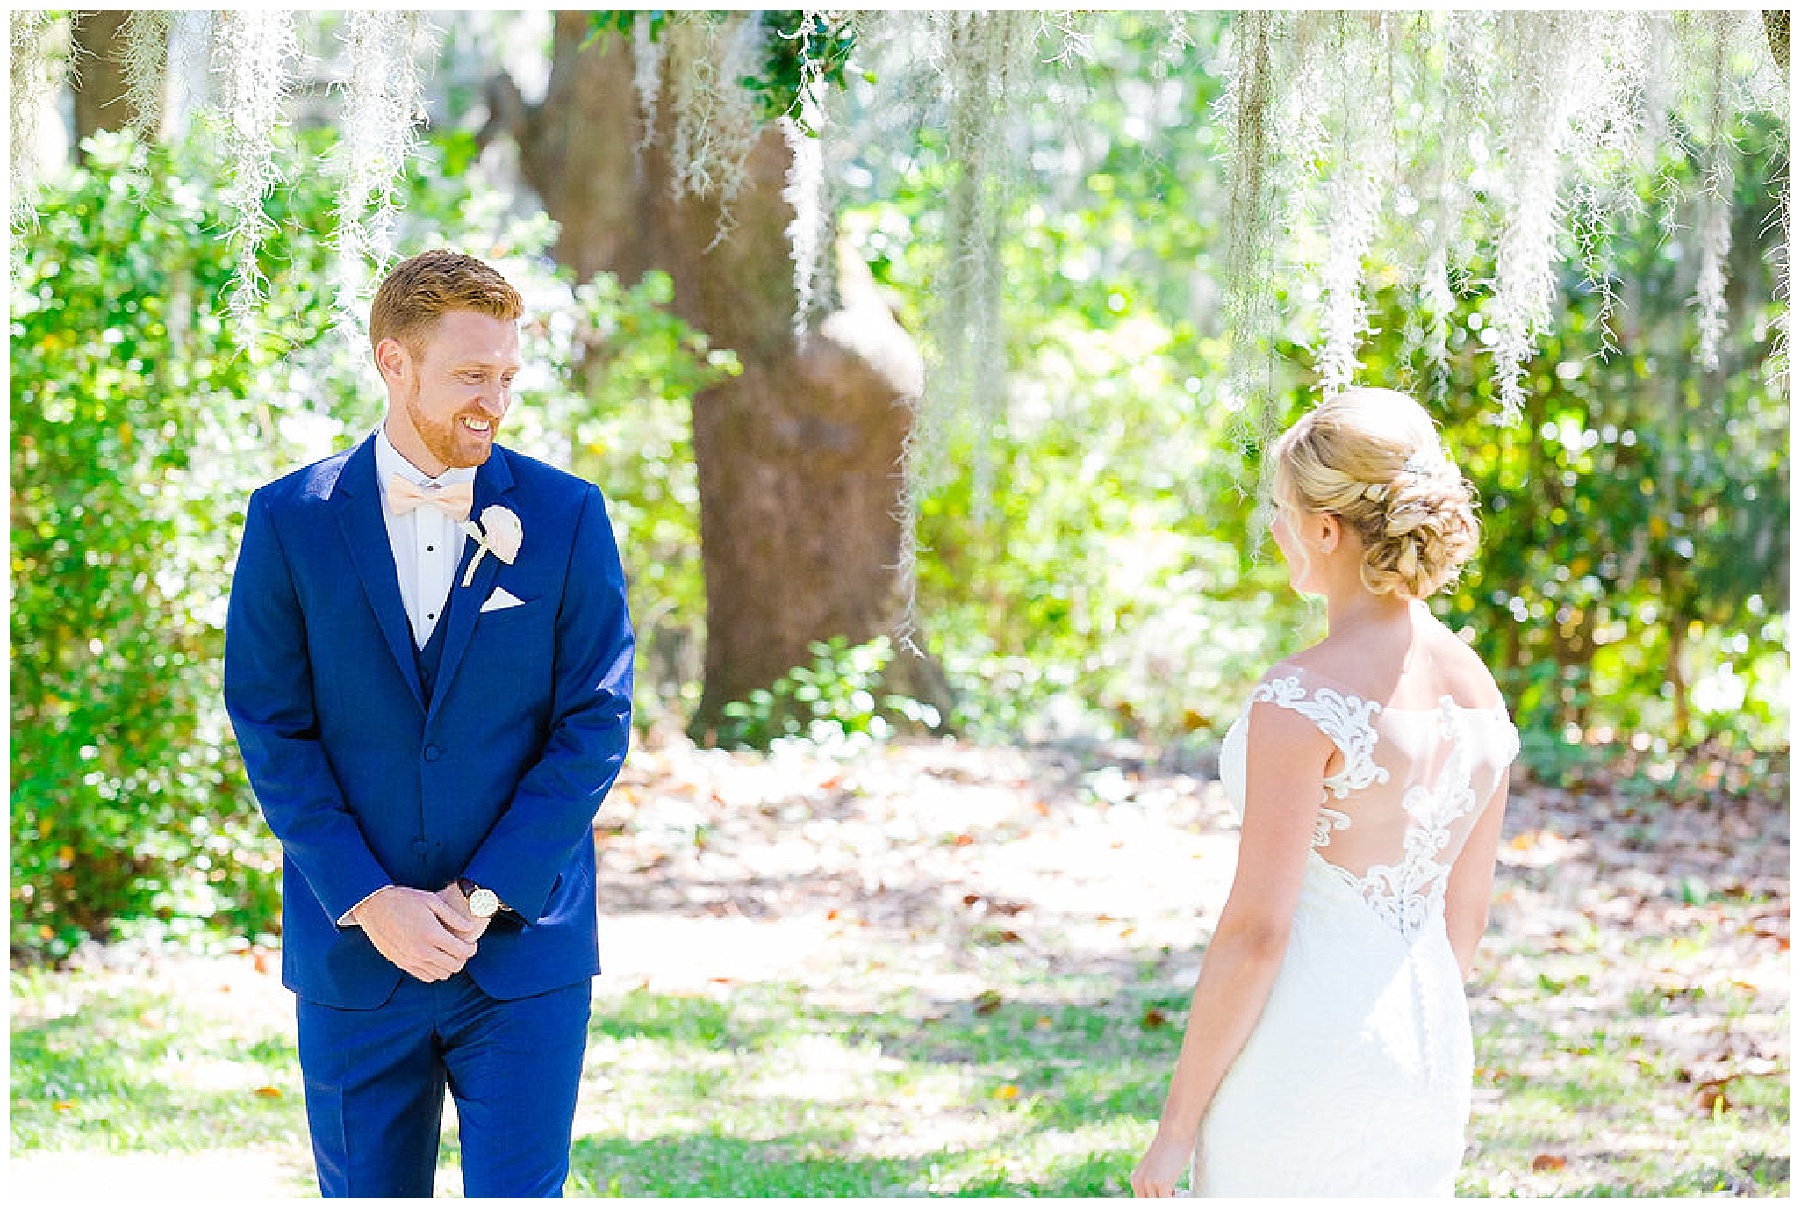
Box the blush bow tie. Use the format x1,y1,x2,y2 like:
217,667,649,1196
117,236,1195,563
386,475,474,521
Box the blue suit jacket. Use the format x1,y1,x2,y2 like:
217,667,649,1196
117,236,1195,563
224,436,633,1009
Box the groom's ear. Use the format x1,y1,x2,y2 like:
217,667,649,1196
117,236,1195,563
374,337,413,387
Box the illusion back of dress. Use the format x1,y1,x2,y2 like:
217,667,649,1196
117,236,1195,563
1231,667,1519,940
1198,662,1519,1196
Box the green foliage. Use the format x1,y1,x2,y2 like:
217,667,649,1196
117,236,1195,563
588,9,667,44
10,132,341,958
717,636,942,751
589,10,859,129
848,15,1312,745
845,13,1784,756
1353,111,1791,760
741,10,859,128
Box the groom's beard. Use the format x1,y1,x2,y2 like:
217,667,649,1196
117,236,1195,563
404,383,501,470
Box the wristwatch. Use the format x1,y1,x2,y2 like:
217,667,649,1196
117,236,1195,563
457,878,501,919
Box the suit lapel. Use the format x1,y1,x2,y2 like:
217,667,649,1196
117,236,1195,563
426,448,517,722
332,436,427,710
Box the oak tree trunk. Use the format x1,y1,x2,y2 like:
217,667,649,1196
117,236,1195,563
502,13,941,738
71,11,135,156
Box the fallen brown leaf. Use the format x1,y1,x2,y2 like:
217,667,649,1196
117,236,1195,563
1531,1154,1567,1173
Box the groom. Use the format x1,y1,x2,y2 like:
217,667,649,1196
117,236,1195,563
224,249,633,1197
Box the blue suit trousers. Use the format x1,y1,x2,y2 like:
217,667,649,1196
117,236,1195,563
296,974,591,1198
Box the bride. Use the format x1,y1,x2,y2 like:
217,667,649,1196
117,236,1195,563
1132,388,1520,1197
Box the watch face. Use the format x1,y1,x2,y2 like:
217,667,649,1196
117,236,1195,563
468,887,500,918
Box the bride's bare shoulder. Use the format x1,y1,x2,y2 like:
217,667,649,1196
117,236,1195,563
1263,614,1506,711
1257,647,1374,700
1417,615,1508,708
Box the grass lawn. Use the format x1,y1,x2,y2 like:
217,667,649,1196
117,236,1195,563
10,737,1789,1196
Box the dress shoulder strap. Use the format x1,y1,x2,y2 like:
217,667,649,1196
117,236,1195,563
1249,667,1389,800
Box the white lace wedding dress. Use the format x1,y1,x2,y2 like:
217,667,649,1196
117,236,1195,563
1195,664,1520,1197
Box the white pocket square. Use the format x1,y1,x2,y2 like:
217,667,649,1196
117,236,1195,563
480,586,526,613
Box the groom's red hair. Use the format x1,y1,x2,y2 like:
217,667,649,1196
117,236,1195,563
370,249,523,356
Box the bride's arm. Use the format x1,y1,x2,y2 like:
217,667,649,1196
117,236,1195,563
1444,776,1511,979
1131,701,1333,1197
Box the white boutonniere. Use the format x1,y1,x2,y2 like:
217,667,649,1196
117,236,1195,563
461,505,523,587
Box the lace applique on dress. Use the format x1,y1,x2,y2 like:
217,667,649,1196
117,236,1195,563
1246,679,1507,942
1342,698,1482,938
1312,807,1351,848
1252,676,1388,799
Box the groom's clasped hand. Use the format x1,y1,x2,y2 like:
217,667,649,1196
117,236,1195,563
349,882,490,982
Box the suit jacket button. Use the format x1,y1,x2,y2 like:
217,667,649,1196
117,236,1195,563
423,744,441,761
412,839,429,854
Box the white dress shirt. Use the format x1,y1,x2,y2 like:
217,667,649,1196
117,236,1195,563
373,426,474,649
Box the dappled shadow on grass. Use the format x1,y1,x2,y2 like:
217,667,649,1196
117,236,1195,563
590,983,790,1051
1460,893,1790,1199
583,983,1171,1196
956,1153,1135,1198
1558,1151,1790,1198
593,980,1182,1077
11,992,304,1153
1463,1074,1792,1198
568,1129,1136,1198
823,994,1181,1130
569,1132,932,1197
14,738,1789,1195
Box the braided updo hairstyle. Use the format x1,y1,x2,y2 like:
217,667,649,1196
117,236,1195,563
1269,388,1480,600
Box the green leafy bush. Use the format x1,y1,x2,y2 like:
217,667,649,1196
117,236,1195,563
718,636,942,751
10,133,342,957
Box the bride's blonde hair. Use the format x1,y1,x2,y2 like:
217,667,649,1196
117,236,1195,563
1269,388,1480,600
